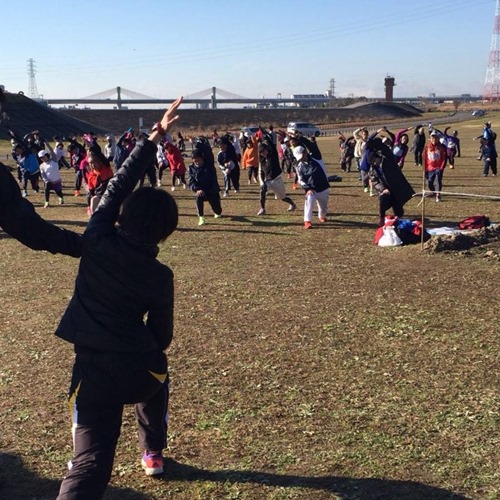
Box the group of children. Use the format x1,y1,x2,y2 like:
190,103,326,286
186,127,330,228
8,127,192,217
9,119,495,231
9,123,332,229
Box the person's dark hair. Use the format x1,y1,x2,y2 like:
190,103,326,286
118,187,178,245
89,145,110,166
192,148,204,159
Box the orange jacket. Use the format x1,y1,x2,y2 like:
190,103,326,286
242,139,259,168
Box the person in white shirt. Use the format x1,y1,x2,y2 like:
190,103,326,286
104,135,116,163
54,141,71,170
38,144,65,208
156,141,169,186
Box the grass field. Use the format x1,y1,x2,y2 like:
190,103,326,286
0,116,499,499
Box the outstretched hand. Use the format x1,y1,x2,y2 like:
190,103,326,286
160,96,183,132
149,96,183,144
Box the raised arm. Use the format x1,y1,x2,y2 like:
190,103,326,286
42,138,58,162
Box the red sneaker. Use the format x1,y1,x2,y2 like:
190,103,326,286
141,451,164,476
319,217,327,223
304,221,312,229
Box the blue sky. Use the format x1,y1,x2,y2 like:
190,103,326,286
0,0,495,100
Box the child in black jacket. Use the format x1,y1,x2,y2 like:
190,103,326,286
0,97,183,499
188,147,222,225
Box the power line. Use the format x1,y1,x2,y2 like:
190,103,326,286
12,0,488,82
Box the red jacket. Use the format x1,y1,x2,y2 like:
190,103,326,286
165,143,186,175
86,165,114,191
423,143,447,172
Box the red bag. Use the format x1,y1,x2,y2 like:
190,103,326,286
458,215,490,230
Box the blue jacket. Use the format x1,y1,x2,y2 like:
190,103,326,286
17,152,40,175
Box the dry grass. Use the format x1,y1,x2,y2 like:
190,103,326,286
0,116,499,500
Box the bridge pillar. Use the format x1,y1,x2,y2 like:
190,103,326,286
117,86,122,110
211,86,217,109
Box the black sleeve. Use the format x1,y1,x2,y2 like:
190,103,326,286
299,136,322,160
0,162,82,257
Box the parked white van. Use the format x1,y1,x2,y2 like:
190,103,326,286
287,122,321,137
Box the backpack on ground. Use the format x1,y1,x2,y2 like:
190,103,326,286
457,215,490,230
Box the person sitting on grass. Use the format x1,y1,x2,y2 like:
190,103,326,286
0,97,183,499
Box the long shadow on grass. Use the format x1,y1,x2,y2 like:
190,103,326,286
176,219,378,232
0,452,149,500
162,458,470,499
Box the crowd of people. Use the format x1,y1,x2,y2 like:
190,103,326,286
334,120,496,224
7,121,333,229
6,117,497,231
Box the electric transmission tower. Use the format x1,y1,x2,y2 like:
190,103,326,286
27,58,40,99
483,0,500,101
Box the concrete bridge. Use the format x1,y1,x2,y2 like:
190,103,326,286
46,86,331,109
44,86,482,110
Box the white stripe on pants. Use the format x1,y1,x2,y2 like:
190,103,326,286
304,189,329,221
